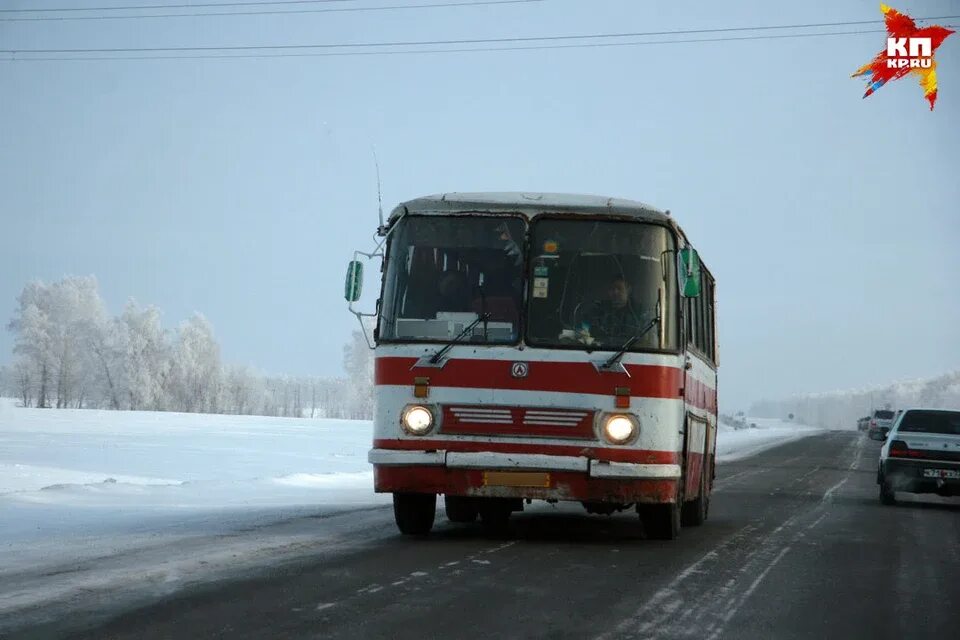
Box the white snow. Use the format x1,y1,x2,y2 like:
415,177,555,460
716,417,825,463
0,398,821,625
0,397,385,624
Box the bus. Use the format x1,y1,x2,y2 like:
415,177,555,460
344,192,718,539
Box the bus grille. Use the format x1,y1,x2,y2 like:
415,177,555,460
442,405,594,439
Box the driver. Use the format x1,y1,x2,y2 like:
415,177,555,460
579,275,647,342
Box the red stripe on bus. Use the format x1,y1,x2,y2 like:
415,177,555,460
375,356,717,414
376,357,681,398
372,438,679,465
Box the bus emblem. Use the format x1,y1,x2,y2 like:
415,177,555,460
511,362,529,378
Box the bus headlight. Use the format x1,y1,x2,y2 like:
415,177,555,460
603,414,638,445
401,405,434,435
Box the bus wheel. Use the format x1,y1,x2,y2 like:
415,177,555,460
681,463,710,527
639,501,681,540
393,493,436,535
444,495,478,523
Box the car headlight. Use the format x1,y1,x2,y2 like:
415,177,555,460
603,414,638,445
401,405,434,435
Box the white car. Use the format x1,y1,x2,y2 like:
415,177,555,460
878,408,960,504
867,409,896,440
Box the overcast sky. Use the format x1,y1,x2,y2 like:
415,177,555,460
1,0,958,411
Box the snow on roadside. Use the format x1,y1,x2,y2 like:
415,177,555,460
0,398,383,585
716,417,825,463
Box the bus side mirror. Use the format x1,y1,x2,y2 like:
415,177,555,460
344,260,364,302
679,247,701,298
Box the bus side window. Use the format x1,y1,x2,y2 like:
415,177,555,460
686,296,698,350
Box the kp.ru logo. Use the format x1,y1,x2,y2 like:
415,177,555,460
885,37,933,69
852,4,955,110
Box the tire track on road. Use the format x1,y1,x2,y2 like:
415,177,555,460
598,432,862,640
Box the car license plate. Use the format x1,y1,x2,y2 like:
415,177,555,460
923,469,960,479
482,471,551,488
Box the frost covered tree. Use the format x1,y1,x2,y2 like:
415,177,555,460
168,314,222,413
118,303,169,411
223,364,257,415
7,277,109,408
8,283,54,407
44,277,107,408
86,315,124,410
342,319,375,419
5,276,378,419
11,361,34,407
315,377,351,419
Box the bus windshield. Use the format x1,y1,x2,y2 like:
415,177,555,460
378,216,526,344
525,219,679,352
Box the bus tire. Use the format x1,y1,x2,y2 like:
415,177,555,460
639,501,681,540
393,492,436,535
681,462,710,527
444,495,478,523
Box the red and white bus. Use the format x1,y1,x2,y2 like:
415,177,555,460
345,193,718,539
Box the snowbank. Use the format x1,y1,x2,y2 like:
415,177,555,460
716,418,824,462
0,399,382,598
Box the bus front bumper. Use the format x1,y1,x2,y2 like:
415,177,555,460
368,448,681,504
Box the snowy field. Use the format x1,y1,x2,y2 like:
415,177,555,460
0,398,824,624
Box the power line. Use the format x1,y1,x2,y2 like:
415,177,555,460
4,15,959,54
0,0,542,21
0,0,362,12
10,27,947,61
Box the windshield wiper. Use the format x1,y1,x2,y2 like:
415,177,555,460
429,313,491,365
599,318,660,371
599,297,662,372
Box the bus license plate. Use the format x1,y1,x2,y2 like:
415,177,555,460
923,469,960,479
483,471,551,488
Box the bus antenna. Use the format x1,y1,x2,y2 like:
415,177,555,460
373,147,385,235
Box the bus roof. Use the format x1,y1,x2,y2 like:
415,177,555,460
389,192,674,226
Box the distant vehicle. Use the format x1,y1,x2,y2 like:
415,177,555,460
867,409,896,440
878,408,960,504
857,416,871,432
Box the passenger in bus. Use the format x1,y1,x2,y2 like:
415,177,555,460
578,275,651,344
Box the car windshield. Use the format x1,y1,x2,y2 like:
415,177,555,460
525,219,678,352
378,216,526,344
898,410,960,435
875,410,895,419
